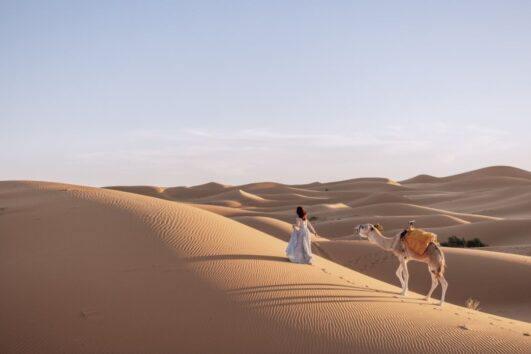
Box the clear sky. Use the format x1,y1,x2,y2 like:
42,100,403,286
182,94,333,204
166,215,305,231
1,1,530,186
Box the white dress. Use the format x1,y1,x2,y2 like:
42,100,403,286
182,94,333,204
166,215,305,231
286,217,315,264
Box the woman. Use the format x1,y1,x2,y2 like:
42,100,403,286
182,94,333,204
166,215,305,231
286,206,317,264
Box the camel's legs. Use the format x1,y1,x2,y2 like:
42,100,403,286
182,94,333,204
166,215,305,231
425,271,439,301
400,260,409,296
438,275,448,306
395,264,405,292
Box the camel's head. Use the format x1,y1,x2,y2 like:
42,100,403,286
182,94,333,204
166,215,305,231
356,223,384,242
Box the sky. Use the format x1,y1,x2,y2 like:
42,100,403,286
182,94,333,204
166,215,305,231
1,0,531,186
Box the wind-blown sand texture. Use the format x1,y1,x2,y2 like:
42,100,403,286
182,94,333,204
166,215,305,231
107,166,531,324
1,167,530,353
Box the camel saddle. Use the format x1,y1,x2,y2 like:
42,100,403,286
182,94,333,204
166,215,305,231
400,227,438,256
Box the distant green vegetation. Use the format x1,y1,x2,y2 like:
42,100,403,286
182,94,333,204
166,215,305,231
441,235,488,248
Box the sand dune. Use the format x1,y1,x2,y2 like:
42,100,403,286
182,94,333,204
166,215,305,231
399,191,461,205
160,182,230,200
208,188,267,202
232,215,329,243
482,244,531,257
107,166,531,325
432,189,531,218
255,192,328,201
233,216,295,241
109,165,531,252
347,192,413,207
188,188,270,208
1,181,530,353
428,219,531,246
428,185,531,207
316,180,406,192
317,177,399,187
237,181,286,191
44,166,531,352
313,240,531,322
192,181,231,189
105,185,166,199
440,166,531,181
438,176,531,191
190,203,259,217
401,174,441,184
402,166,531,185
312,214,470,239
346,202,499,222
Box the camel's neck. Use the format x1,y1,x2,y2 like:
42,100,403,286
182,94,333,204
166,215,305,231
369,230,398,251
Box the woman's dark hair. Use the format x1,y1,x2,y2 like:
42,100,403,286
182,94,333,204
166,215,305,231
296,206,307,220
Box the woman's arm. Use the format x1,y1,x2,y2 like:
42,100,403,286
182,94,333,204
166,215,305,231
308,220,317,235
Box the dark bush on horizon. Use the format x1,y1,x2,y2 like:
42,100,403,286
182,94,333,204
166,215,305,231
441,235,487,248
465,237,488,247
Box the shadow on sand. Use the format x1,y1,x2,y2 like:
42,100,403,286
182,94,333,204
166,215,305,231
183,254,432,308
185,254,289,263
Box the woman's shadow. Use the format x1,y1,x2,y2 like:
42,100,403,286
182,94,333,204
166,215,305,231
185,254,289,263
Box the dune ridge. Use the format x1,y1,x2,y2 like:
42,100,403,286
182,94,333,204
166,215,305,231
109,165,530,245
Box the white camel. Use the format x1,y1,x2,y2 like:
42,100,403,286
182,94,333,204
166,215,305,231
356,222,448,306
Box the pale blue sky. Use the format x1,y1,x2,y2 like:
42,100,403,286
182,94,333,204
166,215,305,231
1,1,530,186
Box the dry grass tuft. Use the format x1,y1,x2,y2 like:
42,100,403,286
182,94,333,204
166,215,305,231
465,297,481,311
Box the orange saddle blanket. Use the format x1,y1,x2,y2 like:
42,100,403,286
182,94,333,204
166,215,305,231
404,228,438,255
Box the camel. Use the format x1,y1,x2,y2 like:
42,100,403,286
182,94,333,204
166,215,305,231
356,222,448,306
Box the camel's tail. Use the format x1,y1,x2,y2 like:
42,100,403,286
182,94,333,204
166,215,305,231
435,244,446,278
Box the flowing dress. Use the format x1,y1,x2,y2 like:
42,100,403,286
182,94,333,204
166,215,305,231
286,217,315,264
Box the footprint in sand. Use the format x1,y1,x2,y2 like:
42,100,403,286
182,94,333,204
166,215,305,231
80,310,97,319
